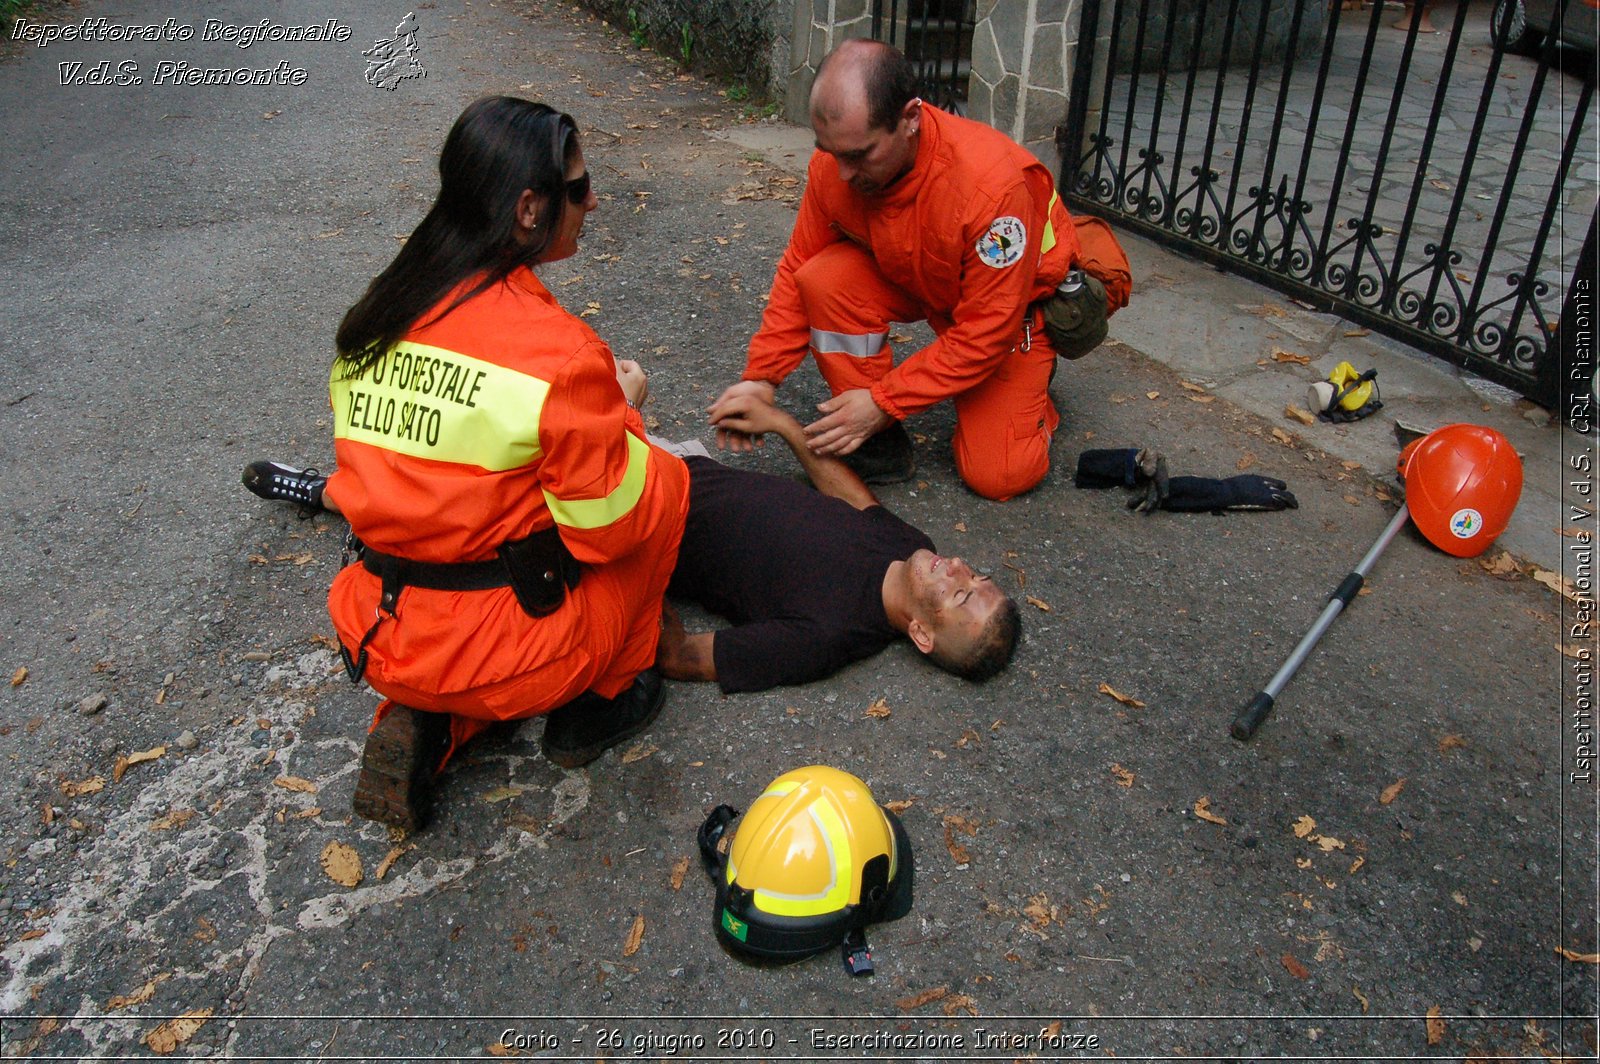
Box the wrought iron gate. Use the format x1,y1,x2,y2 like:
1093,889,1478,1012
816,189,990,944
1060,0,1598,409
871,0,977,113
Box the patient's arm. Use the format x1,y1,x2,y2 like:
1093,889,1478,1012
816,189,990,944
656,601,716,683
707,392,879,511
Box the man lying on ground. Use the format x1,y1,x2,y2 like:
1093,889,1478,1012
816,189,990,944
664,385,1019,691
244,389,1019,700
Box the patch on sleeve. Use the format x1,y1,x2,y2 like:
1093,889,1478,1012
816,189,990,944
976,216,1027,268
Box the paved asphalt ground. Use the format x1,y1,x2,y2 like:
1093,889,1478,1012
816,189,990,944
0,0,1595,1060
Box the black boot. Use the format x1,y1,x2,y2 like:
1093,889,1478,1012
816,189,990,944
841,423,915,485
351,705,452,831
540,670,666,769
242,461,327,512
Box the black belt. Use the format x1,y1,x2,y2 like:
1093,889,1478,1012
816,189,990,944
360,548,512,594
339,527,580,683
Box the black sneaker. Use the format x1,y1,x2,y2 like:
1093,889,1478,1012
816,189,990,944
351,705,452,832
841,423,915,485
242,461,327,512
540,669,666,769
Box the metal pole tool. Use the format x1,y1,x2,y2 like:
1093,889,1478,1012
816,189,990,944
1231,505,1412,741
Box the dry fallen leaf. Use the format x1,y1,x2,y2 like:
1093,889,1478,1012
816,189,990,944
941,993,978,1016
319,841,363,888
1180,381,1208,393
1271,427,1296,446
481,785,527,804
1193,797,1227,825
943,824,972,865
1352,986,1370,1012
622,914,645,957
1285,405,1317,426
10,667,26,687
621,742,658,764
669,856,690,891
150,809,195,832
1111,763,1135,788
1296,857,1313,869
1098,683,1145,709
1425,1005,1445,1045
897,986,949,1010
884,799,915,814
1452,891,1468,906
272,776,318,794
1025,595,1052,612
107,972,170,1011
1478,551,1521,577
1272,349,1312,365
1315,835,1346,852
1379,779,1407,805
1146,390,1161,400
374,844,412,880
61,777,105,798
1438,734,1469,754
145,1009,211,1054
1236,452,1257,472
486,1044,524,1058
1281,953,1310,979
1293,815,1318,838
1531,568,1581,601
1556,946,1600,964
1023,893,1059,928
1559,643,1591,660
865,698,892,719
1349,857,1365,874
126,746,166,767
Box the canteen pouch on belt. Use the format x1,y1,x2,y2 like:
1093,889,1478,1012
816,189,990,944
499,526,581,617
1041,269,1110,359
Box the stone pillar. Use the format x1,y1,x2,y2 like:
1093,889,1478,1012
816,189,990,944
786,0,876,125
970,0,1077,163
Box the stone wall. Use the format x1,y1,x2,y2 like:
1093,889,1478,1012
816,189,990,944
968,0,1084,160
580,0,794,104
784,0,876,124
1112,0,1327,72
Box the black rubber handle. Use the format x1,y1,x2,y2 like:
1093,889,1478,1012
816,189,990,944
1232,691,1275,741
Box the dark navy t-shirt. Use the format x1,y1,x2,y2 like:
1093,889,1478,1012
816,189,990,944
668,456,934,693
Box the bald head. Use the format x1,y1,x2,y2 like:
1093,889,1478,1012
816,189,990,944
811,39,918,132
809,40,923,196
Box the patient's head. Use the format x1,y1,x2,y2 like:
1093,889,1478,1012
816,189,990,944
901,550,1021,681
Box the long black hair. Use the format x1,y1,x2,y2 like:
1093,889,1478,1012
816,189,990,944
334,97,578,375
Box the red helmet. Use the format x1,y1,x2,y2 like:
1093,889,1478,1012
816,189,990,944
1398,424,1523,557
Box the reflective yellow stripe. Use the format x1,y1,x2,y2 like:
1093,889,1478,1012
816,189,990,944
331,342,548,472
1041,189,1060,257
542,431,651,530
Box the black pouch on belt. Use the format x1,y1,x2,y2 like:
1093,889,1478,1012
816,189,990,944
499,525,581,617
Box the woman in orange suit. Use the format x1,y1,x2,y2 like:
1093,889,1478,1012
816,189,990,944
253,98,690,830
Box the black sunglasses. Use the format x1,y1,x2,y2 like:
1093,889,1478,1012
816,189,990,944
565,170,591,205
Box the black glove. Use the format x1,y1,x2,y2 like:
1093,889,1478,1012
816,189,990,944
1161,474,1298,513
1076,448,1170,512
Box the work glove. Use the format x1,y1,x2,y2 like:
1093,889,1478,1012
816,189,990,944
1075,448,1170,512
1161,474,1298,513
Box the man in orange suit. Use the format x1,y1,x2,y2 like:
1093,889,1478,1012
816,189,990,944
712,38,1082,501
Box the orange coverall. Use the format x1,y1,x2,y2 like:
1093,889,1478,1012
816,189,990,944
323,269,689,753
744,104,1081,500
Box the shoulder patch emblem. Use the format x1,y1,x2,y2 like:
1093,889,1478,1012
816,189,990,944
977,216,1027,268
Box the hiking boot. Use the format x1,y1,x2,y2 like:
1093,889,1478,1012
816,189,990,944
841,423,915,485
540,669,665,769
242,461,327,512
352,704,452,831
